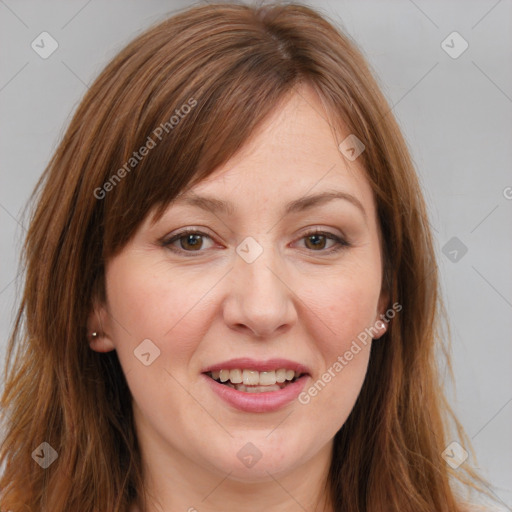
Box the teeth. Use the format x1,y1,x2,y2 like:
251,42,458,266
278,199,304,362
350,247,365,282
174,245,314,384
224,382,282,393
244,384,281,393
209,368,302,386
229,369,243,384
259,371,276,386
285,369,295,381
275,369,287,383
243,369,260,385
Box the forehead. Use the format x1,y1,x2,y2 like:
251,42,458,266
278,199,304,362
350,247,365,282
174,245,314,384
170,86,376,221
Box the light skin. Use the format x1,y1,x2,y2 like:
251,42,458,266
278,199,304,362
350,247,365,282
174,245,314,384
88,84,389,512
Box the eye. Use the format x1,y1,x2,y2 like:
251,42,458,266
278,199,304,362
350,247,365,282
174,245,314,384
161,228,351,256
162,229,214,253
296,229,351,254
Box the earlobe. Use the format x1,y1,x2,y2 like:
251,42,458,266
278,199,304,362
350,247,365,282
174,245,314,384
88,331,116,353
374,288,390,340
373,318,388,340
87,305,116,353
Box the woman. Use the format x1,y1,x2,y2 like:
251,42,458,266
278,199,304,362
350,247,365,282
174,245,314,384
0,2,499,511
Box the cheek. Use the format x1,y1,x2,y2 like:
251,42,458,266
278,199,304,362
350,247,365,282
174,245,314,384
298,284,375,428
104,256,210,409
298,263,380,411
106,255,212,342
311,269,382,350
104,254,237,395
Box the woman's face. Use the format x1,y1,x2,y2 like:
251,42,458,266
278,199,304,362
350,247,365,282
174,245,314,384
90,85,389,487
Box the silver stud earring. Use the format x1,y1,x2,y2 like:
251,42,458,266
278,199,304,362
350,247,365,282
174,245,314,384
90,331,99,339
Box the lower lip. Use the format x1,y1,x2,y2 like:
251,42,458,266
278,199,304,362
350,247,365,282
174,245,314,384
202,373,310,413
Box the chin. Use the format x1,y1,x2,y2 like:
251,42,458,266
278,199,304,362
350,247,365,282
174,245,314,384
204,435,307,482
219,456,300,483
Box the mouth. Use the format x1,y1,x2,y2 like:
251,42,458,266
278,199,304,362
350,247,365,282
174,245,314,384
201,368,311,413
203,369,307,393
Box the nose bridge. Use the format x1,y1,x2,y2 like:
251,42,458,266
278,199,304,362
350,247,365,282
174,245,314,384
236,235,283,303
238,236,278,291
223,235,296,336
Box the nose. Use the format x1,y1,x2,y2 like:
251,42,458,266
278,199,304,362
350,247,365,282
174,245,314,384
221,242,297,339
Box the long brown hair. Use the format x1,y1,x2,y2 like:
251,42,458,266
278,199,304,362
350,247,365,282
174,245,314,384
0,2,497,511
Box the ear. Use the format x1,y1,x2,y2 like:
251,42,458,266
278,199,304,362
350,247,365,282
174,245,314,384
87,299,116,353
373,286,390,340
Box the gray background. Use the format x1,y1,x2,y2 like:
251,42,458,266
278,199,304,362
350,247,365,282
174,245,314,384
1,0,511,508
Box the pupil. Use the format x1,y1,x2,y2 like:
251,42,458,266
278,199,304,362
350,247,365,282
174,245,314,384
308,234,325,249
183,234,201,250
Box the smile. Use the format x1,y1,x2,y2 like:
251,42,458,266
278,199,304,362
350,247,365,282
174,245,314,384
206,368,303,391
202,371,310,413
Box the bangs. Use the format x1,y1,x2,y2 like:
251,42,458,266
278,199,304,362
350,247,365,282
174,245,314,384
97,7,307,258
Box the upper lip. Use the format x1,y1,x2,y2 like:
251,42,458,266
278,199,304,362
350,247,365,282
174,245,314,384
201,358,311,375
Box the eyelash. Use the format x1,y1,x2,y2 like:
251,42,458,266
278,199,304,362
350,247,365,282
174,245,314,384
161,228,351,256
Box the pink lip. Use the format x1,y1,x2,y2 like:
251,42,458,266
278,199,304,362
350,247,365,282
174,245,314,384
201,357,311,375
202,373,310,413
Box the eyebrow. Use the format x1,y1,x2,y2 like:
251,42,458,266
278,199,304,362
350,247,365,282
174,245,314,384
173,190,367,220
